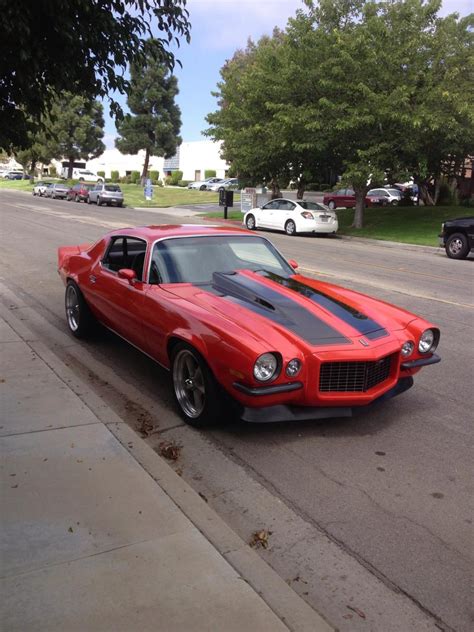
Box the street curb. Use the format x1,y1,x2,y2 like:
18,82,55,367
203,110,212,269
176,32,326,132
0,296,333,632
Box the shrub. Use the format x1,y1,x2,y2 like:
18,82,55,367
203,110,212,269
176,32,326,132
120,175,131,184
49,165,57,177
460,197,474,207
204,169,216,178
178,180,191,187
130,170,141,184
97,170,105,178
111,170,119,182
165,175,172,185
169,170,183,185
149,170,159,184
155,179,163,187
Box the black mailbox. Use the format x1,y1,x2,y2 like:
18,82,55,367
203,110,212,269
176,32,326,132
219,189,234,207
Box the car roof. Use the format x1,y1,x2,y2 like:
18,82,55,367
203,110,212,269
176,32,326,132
104,224,250,242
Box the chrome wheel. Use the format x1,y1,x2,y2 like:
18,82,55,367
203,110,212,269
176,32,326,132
172,349,206,419
65,284,80,332
285,220,296,235
246,214,256,230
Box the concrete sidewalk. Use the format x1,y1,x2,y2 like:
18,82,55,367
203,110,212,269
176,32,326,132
0,307,332,632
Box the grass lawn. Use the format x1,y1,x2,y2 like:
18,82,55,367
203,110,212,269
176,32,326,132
203,205,467,246
0,179,228,208
335,206,464,246
203,210,243,220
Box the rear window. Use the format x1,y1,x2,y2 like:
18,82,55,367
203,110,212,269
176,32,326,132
105,185,121,192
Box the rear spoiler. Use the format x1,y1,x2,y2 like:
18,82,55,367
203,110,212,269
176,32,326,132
57,243,92,270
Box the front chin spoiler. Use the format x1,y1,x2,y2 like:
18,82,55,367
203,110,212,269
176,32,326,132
240,376,414,423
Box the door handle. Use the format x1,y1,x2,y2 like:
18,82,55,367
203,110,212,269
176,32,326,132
89,275,96,284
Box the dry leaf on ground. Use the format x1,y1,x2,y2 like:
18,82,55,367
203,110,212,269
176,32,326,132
159,440,182,461
249,529,272,549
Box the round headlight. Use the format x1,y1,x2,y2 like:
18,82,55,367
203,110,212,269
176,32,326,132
401,341,414,357
286,358,302,377
253,353,279,382
418,329,436,354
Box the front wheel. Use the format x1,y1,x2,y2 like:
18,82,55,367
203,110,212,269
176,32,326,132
96,196,101,206
328,200,336,210
171,343,222,427
245,214,256,230
75,194,80,202
65,281,96,338
391,199,398,206
445,233,469,259
285,219,296,236
87,196,92,204
199,185,207,191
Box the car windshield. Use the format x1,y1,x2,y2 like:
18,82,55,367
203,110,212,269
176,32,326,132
151,235,294,284
386,189,401,196
105,185,121,192
298,201,330,211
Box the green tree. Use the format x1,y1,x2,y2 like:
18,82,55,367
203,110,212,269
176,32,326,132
115,42,182,181
0,1,190,151
44,93,105,178
207,0,473,226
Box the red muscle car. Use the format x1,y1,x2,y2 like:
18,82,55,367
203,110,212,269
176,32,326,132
58,225,441,426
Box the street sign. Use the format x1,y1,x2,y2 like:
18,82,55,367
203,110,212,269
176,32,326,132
144,178,153,201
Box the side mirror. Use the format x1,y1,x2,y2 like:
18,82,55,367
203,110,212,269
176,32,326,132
118,268,137,285
289,259,299,270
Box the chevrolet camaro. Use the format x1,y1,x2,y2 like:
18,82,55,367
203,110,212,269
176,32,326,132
58,225,441,426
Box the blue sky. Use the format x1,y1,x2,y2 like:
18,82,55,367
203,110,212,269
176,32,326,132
102,0,471,148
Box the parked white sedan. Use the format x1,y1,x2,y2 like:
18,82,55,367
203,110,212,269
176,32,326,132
244,198,338,236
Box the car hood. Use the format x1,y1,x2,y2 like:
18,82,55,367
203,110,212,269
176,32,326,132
162,270,416,349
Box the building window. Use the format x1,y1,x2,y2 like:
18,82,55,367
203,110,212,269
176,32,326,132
195,170,201,181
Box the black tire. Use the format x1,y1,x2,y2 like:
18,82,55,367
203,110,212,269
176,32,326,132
170,342,222,427
87,196,92,204
199,185,207,191
33,191,36,196
391,199,398,206
75,194,80,202
245,214,256,230
65,280,96,338
285,219,297,236
328,200,336,210
117,202,123,207
445,233,469,259
96,196,101,206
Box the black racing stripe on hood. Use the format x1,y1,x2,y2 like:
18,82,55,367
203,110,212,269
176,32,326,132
205,272,351,346
259,271,388,339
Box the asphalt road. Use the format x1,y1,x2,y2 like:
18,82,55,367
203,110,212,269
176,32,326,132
1,189,473,631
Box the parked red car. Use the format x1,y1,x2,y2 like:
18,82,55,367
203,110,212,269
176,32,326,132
323,188,371,210
66,183,93,202
58,225,440,426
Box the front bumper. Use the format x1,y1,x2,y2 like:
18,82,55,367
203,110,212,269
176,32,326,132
240,376,414,423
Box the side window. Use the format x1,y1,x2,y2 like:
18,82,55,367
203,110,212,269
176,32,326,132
262,201,277,210
102,237,147,278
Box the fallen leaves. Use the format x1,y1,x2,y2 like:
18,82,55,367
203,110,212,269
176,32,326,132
159,440,182,461
249,529,272,549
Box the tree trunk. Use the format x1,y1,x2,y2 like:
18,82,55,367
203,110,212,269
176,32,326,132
270,178,281,199
141,148,150,184
419,183,435,206
296,181,305,199
67,157,74,180
433,177,441,205
352,188,366,229
30,159,37,179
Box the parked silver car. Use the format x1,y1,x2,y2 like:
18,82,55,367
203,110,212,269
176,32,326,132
208,178,240,192
87,183,124,207
45,183,69,199
187,177,223,191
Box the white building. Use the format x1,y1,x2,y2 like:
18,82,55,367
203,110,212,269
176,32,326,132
51,140,229,181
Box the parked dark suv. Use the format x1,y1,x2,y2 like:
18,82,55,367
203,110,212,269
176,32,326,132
439,216,474,259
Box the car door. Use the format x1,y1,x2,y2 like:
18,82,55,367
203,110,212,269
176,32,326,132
86,236,148,348
271,200,296,231
257,200,279,228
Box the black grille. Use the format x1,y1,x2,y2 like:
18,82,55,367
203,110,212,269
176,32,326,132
319,355,393,392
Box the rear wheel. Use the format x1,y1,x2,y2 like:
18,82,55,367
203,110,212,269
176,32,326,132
171,343,222,427
285,219,296,236
75,194,80,202
245,214,256,230
87,196,92,204
65,281,96,338
391,199,398,206
446,233,469,259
